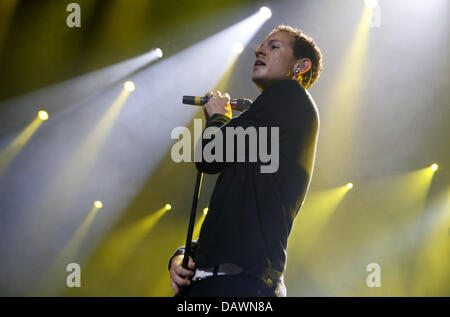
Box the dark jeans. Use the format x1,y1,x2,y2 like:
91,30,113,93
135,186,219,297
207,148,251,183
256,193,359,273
183,273,276,297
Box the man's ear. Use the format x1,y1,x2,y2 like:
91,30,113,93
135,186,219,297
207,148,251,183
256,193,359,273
296,58,312,74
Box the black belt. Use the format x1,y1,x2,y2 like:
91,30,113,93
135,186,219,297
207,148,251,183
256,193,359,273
191,263,286,296
192,263,244,282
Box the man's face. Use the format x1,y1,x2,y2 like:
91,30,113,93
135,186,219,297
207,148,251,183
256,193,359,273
252,31,297,90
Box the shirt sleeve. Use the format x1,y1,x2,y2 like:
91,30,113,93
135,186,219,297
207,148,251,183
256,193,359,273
194,79,318,174
194,113,237,174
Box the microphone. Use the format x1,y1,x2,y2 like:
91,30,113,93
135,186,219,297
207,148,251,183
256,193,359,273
182,95,252,112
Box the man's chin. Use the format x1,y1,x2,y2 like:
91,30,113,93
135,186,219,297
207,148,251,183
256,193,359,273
251,77,265,91
251,72,265,82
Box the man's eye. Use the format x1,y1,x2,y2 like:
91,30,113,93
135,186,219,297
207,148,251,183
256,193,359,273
271,45,279,49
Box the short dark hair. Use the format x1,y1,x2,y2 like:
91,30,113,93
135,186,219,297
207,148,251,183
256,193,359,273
269,25,323,89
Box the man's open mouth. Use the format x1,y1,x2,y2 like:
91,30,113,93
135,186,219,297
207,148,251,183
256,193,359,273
254,60,266,67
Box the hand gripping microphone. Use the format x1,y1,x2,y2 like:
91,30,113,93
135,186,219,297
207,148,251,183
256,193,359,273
182,95,252,112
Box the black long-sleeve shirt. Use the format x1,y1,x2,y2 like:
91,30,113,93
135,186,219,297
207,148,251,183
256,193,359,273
172,79,319,287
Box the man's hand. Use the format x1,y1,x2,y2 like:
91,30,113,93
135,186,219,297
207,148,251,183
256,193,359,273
203,90,232,120
169,254,196,295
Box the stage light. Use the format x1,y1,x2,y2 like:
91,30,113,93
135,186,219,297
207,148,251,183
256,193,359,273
259,7,272,20
38,110,49,121
203,207,208,215
346,183,354,190
165,203,172,210
365,0,378,9
155,48,163,58
232,42,244,54
124,81,135,92
94,200,103,209
431,164,438,172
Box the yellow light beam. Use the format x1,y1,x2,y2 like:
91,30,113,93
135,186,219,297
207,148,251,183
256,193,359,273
76,88,130,171
193,209,208,240
95,207,169,274
59,206,100,262
319,7,372,171
380,166,437,217
213,52,241,93
288,185,351,259
299,166,439,295
412,187,450,295
32,205,100,295
0,115,44,175
334,7,372,105
44,88,130,213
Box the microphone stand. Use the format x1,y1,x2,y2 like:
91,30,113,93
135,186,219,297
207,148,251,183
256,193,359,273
176,170,203,297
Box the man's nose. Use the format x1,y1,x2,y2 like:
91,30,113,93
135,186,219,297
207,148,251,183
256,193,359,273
255,46,266,57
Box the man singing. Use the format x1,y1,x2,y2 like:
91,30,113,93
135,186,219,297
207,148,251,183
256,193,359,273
169,25,322,297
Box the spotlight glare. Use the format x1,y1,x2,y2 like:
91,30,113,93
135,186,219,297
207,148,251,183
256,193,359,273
94,200,103,209
259,7,272,20
364,0,378,9
165,203,172,210
124,81,135,92
155,48,163,58
346,183,353,190
203,207,208,215
38,110,49,121
232,42,244,54
431,163,438,172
